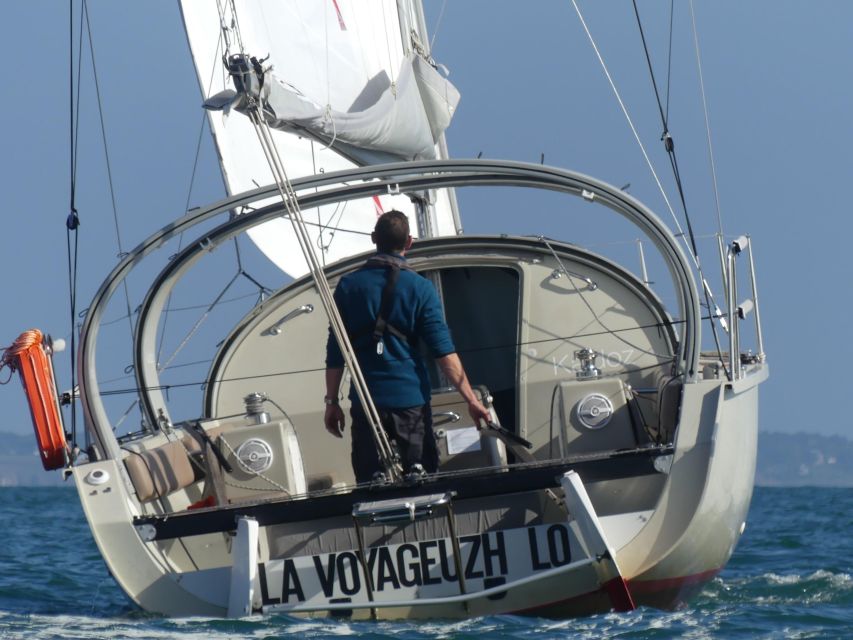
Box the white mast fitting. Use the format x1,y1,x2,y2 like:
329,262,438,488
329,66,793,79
179,0,461,278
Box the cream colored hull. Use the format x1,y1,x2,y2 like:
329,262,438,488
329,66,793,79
73,365,764,618
620,365,765,606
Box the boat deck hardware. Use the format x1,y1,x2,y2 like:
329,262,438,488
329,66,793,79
351,492,466,615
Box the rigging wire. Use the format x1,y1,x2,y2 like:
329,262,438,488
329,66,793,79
381,1,397,87
100,356,680,399
689,0,725,239
156,111,210,367
539,237,665,359
66,0,86,453
630,0,698,257
98,317,688,400
205,5,402,478
101,353,680,400
570,0,729,378
429,0,449,51
664,0,674,123
243,103,401,480
569,0,684,246
82,1,135,341
158,25,227,368
629,0,729,378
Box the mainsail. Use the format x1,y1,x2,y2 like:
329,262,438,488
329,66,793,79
179,0,461,277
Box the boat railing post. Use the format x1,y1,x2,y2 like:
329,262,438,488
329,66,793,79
726,247,737,380
716,233,729,324
729,236,752,380
745,234,765,362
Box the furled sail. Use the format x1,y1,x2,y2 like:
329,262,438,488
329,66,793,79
179,0,461,278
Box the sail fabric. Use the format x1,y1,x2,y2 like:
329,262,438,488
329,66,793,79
179,0,460,278
215,53,459,163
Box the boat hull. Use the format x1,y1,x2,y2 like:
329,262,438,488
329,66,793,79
620,365,765,608
72,366,763,618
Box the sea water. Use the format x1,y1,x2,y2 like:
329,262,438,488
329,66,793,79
0,486,850,639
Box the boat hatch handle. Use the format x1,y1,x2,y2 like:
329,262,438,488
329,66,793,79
433,411,461,426
262,303,314,336
262,554,599,615
549,267,597,290
539,236,598,290
352,492,454,525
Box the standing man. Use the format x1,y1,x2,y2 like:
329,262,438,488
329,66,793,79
324,210,490,483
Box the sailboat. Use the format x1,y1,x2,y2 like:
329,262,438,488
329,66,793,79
2,0,767,618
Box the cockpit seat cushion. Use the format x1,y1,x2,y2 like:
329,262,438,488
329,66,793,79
124,439,196,503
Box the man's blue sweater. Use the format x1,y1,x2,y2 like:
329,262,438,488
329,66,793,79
325,253,455,408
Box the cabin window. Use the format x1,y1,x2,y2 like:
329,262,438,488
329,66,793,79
427,266,520,428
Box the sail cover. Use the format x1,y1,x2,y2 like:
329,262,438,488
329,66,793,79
179,0,461,277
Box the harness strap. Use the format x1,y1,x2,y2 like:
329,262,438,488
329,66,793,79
372,264,400,345
346,254,416,350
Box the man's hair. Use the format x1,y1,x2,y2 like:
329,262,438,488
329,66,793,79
373,210,410,253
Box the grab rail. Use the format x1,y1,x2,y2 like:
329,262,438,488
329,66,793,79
723,234,765,380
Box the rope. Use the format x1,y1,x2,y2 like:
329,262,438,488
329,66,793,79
381,2,396,88
689,0,725,239
569,0,684,244
67,1,85,449
571,0,728,378
429,0,449,52
665,0,674,123
158,20,223,367
0,329,43,375
95,319,686,400
629,0,730,378
539,237,668,359
82,1,134,344
157,271,241,373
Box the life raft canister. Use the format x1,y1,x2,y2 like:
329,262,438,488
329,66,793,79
1,329,67,470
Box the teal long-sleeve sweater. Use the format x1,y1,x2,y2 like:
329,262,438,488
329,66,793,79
325,253,455,408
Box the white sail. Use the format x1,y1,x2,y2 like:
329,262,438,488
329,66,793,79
179,0,460,277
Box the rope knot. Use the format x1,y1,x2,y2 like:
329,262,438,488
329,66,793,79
1,329,44,373
66,211,80,231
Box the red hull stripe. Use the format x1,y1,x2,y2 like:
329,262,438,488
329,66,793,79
604,576,636,612
509,566,722,615
627,567,722,594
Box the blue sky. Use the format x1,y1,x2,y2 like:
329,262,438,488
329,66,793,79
0,1,850,439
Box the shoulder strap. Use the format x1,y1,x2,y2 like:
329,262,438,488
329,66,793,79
372,263,401,344
347,256,414,349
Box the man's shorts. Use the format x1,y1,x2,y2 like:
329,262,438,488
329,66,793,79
350,403,438,483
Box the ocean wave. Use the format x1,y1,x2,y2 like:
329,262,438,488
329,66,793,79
698,569,853,610
2,487,852,638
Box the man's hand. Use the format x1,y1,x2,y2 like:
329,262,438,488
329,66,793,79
435,353,493,427
325,404,345,438
467,398,491,428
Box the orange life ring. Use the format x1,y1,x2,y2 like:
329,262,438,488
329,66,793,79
2,330,67,470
